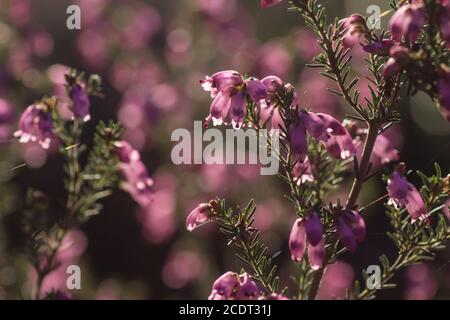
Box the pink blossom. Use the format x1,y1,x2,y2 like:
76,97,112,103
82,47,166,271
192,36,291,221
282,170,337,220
317,261,354,299
387,171,429,222
208,272,260,300
404,263,437,300
70,83,91,122
293,156,314,185
14,103,54,149
337,210,366,253
383,45,410,78
389,3,425,42
208,271,240,300
289,212,326,269
115,141,153,207
186,203,214,231
339,14,367,49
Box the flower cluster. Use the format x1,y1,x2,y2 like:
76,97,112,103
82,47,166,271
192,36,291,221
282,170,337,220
361,1,450,122
209,271,289,300
200,71,297,129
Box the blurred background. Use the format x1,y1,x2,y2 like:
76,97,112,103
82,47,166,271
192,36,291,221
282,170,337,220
0,0,449,299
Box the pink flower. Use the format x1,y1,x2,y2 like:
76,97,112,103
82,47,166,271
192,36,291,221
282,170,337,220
289,121,308,161
316,113,357,159
208,272,260,300
337,210,366,253
235,273,260,300
245,78,268,108
372,134,400,165
339,14,367,48
289,212,326,270
14,103,54,149
186,202,214,231
114,141,140,163
200,71,270,128
387,171,429,222
293,156,314,185
389,3,425,42
115,141,153,207
383,45,410,78
70,83,91,122
260,0,283,8
200,70,243,98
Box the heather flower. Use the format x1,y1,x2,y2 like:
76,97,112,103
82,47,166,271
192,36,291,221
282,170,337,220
289,212,326,269
70,83,91,122
383,45,410,78
114,141,140,163
339,14,367,49
363,39,396,56
293,156,314,185
208,272,260,300
118,160,154,207
14,103,54,149
229,90,247,129
186,202,214,231
200,70,243,98
235,273,260,300
437,71,450,122
372,133,400,165
387,171,429,222
201,71,270,128
289,121,307,161
316,113,357,159
115,141,153,207
208,87,233,126
260,0,283,8
389,3,425,42
337,210,366,253
245,77,268,108
208,271,240,300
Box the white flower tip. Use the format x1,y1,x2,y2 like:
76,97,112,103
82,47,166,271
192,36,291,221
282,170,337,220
212,117,223,126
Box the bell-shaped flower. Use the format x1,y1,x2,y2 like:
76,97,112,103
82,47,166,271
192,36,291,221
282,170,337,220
389,3,425,42
186,202,214,232
293,156,314,185
339,14,367,48
289,212,326,270
208,272,240,300
200,70,243,97
387,171,429,222
337,210,366,253
70,83,91,122
14,103,54,149
316,113,357,159
383,45,410,78
235,273,260,300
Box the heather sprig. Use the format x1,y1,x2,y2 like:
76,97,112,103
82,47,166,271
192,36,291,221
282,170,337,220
189,0,450,300
11,69,149,299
